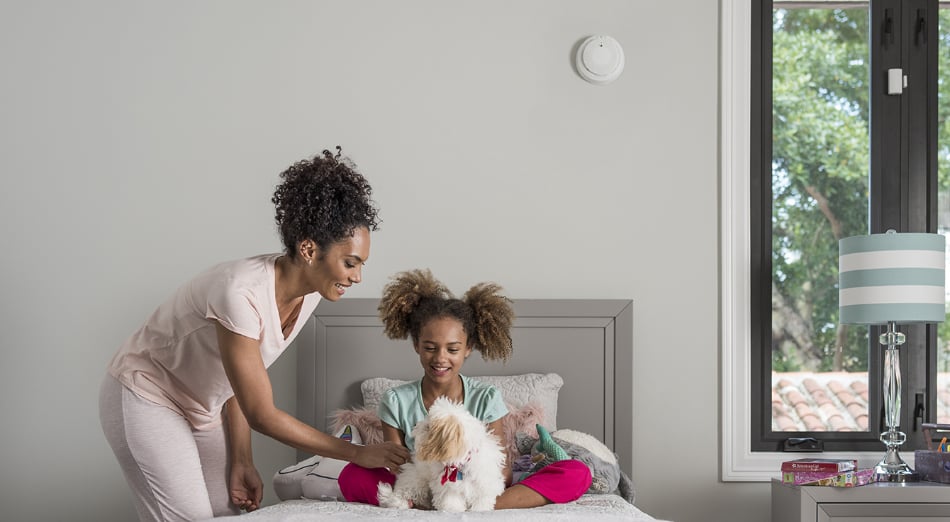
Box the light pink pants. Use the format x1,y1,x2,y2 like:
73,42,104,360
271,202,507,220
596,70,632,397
99,375,239,521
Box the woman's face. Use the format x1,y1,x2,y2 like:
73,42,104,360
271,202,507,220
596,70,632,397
310,227,370,301
414,316,472,386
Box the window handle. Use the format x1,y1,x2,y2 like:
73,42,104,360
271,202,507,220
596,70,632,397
916,10,927,46
883,8,894,46
914,393,925,431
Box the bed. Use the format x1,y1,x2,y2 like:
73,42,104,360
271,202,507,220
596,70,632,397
225,298,667,521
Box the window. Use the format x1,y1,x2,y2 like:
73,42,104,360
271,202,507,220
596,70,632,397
722,0,946,480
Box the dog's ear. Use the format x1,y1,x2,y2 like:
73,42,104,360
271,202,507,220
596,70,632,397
416,414,465,462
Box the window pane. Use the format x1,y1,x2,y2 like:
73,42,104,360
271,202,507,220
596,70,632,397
770,6,871,432
937,8,950,425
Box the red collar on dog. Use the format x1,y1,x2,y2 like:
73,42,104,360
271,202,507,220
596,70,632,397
440,451,475,485
441,464,462,484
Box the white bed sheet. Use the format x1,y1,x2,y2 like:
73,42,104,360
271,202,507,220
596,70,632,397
216,494,669,521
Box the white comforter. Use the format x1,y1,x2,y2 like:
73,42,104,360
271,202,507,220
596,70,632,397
215,494,669,521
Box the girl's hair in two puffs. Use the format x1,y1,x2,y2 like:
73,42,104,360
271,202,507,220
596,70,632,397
377,268,514,362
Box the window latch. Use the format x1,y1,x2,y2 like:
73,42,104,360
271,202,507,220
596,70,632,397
782,437,824,452
884,8,895,46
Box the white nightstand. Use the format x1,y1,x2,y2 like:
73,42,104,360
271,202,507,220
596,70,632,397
771,478,950,521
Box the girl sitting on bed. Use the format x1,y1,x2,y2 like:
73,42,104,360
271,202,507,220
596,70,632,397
338,269,592,509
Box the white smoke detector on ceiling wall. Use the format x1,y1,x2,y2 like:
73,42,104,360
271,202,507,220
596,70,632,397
575,35,625,85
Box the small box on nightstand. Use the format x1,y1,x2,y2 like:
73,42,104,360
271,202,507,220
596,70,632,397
916,423,950,484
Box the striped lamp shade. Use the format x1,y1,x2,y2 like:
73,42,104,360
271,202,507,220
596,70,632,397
839,231,946,325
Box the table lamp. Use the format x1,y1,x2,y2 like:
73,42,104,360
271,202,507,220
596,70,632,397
839,230,946,482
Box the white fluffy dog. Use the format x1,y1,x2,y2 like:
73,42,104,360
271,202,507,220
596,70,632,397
377,397,506,512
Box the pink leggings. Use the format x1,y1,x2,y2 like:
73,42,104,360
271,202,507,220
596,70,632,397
339,459,592,506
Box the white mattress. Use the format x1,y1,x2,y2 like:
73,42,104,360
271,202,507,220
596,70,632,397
213,494,669,521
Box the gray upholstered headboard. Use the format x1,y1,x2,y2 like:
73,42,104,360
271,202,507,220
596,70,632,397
294,298,633,475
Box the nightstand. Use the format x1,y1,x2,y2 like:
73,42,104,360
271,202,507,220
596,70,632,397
771,478,950,521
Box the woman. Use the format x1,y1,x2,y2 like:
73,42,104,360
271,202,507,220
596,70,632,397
99,148,410,521
337,268,592,509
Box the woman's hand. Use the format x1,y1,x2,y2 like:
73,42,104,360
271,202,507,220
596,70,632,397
352,441,411,471
229,462,263,512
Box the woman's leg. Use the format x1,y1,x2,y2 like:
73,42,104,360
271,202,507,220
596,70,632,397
337,462,395,505
495,459,593,509
194,423,240,517
99,375,215,522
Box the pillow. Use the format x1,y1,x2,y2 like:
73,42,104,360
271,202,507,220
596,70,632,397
300,457,349,501
361,373,563,430
294,424,362,501
330,401,546,461
273,455,321,501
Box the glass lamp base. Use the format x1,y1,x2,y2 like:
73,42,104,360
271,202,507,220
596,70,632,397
874,328,918,483
873,446,919,483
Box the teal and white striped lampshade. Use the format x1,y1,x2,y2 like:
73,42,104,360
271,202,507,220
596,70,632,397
839,231,946,325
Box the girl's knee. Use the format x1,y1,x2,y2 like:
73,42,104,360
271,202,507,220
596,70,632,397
338,463,395,505
519,459,592,504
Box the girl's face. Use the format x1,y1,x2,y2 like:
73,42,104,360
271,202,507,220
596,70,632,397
309,227,370,301
414,316,472,386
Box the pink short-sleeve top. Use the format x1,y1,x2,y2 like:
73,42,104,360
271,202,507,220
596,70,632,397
108,254,321,430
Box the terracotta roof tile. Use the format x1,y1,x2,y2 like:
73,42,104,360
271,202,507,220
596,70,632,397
771,372,950,432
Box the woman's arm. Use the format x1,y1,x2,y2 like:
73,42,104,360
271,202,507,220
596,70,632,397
216,323,409,469
488,416,513,486
223,397,263,511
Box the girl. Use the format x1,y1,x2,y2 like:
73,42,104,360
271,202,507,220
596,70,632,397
99,148,410,521
338,269,592,509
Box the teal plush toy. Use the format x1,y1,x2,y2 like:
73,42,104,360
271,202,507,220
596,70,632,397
515,424,569,484
534,425,570,463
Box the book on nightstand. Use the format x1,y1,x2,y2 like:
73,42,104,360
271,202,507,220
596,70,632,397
780,458,857,473
781,467,877,487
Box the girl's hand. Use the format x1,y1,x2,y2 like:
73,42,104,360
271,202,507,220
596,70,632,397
353,442,411,471
229,462,263,512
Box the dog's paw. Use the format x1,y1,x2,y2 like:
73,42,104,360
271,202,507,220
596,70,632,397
376,483,410,510
471,499,496,511
435,496,467,512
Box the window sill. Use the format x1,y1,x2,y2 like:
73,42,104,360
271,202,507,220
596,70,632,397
724,450,899,482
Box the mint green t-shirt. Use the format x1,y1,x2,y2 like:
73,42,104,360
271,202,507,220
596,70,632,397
378,374,509,451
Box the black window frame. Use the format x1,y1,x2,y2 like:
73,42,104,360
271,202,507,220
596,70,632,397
750,0,940,453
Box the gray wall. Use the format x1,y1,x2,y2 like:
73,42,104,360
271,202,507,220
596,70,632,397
0,2,769,521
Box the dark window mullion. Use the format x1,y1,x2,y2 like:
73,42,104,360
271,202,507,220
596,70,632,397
867,0,936,449
901,0,938,447
750,0,772,452
867,0,905,448
871,0,904,235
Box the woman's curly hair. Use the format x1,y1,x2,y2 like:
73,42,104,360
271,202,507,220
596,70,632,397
271,147,380,257
378,269,514,362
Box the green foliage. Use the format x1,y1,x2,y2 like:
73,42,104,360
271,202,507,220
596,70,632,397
771,8,870,372
772,8,950,374
938,11,950,190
